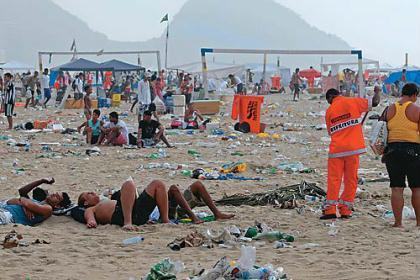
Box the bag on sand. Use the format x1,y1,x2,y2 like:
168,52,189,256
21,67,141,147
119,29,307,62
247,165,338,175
369,107,388,155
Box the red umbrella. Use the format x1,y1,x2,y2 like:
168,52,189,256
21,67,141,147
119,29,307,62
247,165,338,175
299,68,321,87
299,68,321,79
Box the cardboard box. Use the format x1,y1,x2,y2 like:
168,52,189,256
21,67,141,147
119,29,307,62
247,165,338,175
191,100,221,115
64,99,98,109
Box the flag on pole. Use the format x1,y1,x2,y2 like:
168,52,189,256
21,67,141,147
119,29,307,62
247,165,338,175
160,14,168,23
70,39,76,51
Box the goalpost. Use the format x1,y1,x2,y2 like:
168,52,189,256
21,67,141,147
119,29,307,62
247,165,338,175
200,48,365,97
38,50,162,72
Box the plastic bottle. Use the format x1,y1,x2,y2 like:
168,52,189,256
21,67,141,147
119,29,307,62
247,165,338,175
236,267,270,280
244,227,258,238
237,246,256,270
24,143,30,152
122,236,144,245
253,231,295,242
181,170,192,177
304,195,319,202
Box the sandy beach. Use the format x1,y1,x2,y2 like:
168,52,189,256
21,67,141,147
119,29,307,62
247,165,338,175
0,93,418,280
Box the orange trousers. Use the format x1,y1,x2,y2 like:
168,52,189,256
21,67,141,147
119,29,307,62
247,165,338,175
326,154,360,214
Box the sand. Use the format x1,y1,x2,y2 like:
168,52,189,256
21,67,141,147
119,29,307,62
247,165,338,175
0,93,418,280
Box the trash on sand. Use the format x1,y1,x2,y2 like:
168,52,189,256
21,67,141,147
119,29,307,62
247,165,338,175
220,162,247,173
86,147,101,156
277,162,314,173
253,231,295,242
2,230,23,249
123,236,144,245
145,258,184,280
217,181,326,207
168,231,207,251
192,247,288,279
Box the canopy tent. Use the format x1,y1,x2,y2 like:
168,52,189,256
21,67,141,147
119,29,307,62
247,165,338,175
169,61,245,80
0,61,35,71
99,59,144,72
321,57,379,74
51,58,113,72
384,69,420,85
246,63,291,85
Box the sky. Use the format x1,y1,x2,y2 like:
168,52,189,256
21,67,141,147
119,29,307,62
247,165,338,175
52,0,420,66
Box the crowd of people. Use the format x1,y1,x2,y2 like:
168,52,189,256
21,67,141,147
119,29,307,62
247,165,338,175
0,66,419,230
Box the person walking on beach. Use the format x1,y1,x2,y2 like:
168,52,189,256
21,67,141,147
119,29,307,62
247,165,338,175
291,68,302,101
41,68,51,107
3,73,16,129
383,83,420,227
321,88,380,219
24,71,39,108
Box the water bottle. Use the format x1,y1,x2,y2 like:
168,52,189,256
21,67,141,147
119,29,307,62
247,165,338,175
122,236,144,245
236,268,270,279
253,231,295,242
24,143,30,152
304,195,319,202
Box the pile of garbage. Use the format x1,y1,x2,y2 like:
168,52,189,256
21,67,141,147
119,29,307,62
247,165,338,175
143,246,289,280
167,222,295,251
192,246,288,279
217,181,326,207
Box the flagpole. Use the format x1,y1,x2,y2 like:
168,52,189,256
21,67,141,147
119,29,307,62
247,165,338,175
165,20,169,69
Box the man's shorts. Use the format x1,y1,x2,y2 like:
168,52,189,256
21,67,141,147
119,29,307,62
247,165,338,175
385,143,420,188
141,138,155,147
111,190,157,226
91,135,99,145
236,83,244,94
137,103,156,116
26,89,34,98
185,94,192,105
74,92,83,100
43,88,51,99
4,104,14,117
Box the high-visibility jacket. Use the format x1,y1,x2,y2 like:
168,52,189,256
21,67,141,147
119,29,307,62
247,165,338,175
325,96,371,158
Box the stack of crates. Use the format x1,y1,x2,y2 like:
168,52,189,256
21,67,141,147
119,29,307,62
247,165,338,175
111,94,121,107
99,97,112,108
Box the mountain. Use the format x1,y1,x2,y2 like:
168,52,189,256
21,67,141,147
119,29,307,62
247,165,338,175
0,0,351,69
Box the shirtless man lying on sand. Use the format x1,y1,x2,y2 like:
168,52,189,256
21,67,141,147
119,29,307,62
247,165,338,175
78,179,233,230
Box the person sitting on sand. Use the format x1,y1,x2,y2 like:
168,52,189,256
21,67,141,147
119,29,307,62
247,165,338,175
0,178,72,226
168,181,234,224
137,110,172,148
184,103,210,129
78,109,103,145
78,179,170,230
98,111,129,146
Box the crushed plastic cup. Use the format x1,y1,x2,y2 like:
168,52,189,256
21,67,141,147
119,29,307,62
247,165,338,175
237,246,256,270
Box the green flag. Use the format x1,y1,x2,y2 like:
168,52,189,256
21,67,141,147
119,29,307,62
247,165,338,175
160,14,168,23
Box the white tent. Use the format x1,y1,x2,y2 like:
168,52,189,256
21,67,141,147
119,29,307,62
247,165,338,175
321,57,379,74
169,61,245,79
246,63,291,85
0,61,35,71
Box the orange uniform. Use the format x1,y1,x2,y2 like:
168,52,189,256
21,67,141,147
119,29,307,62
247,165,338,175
324,96,371,216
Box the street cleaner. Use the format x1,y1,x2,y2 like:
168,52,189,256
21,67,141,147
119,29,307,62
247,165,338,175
321,88,380,219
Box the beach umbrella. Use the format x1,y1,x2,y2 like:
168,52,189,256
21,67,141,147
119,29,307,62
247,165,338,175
299,68,321,80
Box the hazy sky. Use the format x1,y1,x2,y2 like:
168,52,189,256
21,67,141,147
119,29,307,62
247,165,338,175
52,0,420,66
